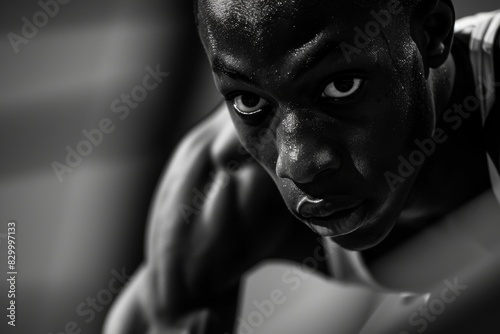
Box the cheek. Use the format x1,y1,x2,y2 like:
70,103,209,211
230,111,280,172
349,68,433,192
348,104,410,190
389,39,436,138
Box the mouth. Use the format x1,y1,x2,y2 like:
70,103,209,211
297,196,364,218
297,196,366,236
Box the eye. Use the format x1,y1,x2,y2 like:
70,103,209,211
322,78,363,99
233,93,268,115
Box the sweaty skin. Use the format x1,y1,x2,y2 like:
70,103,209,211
103,107,332,333
104,1,498,333
198,0,474,250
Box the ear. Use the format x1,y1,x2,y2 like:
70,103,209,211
412,0,455,78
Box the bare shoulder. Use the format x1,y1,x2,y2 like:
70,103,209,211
144,102,284,260
103,108,259,332
149,101,274,224
171,103,250,164
104,105,329,333
155,102,258,194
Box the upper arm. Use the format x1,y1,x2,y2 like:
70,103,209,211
103,105,247,333
142,103,258,314
144,103,246,260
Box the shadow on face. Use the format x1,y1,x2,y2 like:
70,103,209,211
197,0,439,250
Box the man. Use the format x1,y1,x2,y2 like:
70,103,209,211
104,0,500,333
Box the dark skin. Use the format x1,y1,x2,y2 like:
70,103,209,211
199,0,489,249
104,1,497,333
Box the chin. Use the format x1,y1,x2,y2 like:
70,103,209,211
330,206,400,251
331,230,390,251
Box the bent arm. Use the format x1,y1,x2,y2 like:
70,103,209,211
104,104,286,333
104,103,329,333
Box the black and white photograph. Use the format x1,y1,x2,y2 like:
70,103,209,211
1,1,500,333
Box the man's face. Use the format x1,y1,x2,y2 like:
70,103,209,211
198,0,436,250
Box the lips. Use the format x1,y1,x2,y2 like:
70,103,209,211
298,196,364,219
296,196,367,236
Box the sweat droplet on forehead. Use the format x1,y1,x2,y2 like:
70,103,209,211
205,0,299,27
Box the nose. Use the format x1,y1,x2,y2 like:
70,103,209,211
276,138,341,184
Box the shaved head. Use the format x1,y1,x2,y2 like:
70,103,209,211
195,0,428,29
194,0,439,72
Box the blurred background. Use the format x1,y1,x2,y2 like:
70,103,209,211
0,1,498,333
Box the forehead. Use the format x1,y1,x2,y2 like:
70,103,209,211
200,0,338,42
198,0,401,76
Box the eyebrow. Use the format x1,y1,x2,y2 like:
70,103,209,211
211,34,345,85
212,57,257,85
291,39,340,80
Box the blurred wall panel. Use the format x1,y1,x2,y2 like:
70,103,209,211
0,1,219,333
